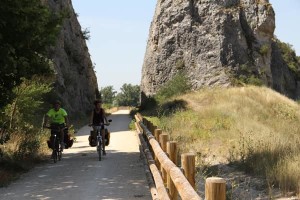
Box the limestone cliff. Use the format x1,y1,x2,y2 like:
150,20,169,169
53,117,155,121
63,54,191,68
141,0,300,100
271,41,300,99
46,0,98,122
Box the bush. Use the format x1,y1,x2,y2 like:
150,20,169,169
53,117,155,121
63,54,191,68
2,77,52,159
276,39,300,78
259,44,269,56
155,72,191,103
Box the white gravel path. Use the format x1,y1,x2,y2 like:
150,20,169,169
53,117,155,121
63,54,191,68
0,110,151,200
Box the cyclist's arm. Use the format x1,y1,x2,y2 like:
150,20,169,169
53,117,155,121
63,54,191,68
103,118,108,124
60,108,69,127
64,116,70,127
102,109,108,124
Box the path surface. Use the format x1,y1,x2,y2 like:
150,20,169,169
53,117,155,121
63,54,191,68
0,110,151,200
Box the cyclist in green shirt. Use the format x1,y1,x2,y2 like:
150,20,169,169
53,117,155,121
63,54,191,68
43,100,69,150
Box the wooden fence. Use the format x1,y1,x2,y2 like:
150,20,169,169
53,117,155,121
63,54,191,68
135,113,226,200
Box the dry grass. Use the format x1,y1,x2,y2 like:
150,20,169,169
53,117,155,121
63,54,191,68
0,129,51,187
154,86,300,195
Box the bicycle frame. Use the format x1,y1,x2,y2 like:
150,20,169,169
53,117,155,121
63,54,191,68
45,126,65,163
93,125,103,161
51,132,62,163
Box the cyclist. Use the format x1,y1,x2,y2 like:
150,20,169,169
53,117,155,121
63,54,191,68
43,100,69,151
89,99,109,155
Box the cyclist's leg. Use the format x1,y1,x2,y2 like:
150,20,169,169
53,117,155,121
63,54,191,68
101,129,106,155
92,126,96,143
59,124,65,150
50,134,56,159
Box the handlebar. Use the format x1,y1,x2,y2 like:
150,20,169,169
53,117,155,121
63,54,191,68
89,123,110,127
43,126,68,131
89,119,112,127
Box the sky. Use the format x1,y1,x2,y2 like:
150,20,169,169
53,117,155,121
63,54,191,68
71,0,300,92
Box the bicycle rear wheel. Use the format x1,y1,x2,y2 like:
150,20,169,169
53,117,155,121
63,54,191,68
58,144,62,161
52,150,57,163
51,136,57,163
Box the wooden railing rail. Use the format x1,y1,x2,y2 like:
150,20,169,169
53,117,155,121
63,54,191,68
135,114,201,200
135,113,227,200
136,122,170,200
136,123,159,200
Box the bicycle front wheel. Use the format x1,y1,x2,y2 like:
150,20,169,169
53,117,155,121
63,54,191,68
97,140,102,161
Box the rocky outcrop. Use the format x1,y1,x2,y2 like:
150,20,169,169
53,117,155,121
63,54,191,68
271,41,300,99
46,0,98,122
141,0,300,100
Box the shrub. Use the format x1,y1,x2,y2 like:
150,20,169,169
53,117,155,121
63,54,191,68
155,72,191,103
81,28,90,40
276,39,300,77
3,77,52,159
259,44,269,56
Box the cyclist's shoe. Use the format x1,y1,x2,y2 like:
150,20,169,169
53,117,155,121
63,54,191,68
103,150,106,156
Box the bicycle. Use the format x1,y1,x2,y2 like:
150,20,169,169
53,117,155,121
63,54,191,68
90,119,112,161
44,125,67,163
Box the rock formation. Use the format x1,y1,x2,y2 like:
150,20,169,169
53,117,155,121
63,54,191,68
46,0,98,122
271,41,300,99
141,0,300,100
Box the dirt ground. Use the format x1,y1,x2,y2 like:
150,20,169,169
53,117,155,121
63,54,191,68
0,110,151,200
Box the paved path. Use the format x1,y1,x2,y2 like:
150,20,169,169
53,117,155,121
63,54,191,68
0,110,151,200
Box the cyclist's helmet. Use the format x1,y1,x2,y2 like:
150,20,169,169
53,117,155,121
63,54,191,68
53,100,61,105
94,99,102,105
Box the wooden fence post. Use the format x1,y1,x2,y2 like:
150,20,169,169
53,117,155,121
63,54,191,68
205,177,226,200
181,153,196,188
167,141,178,200
154,129,162,141
159,133,169,184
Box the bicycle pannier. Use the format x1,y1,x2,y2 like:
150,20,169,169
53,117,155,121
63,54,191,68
105,129,110,146
89,130,97,147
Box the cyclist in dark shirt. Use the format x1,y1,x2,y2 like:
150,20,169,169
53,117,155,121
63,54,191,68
89,100,109,154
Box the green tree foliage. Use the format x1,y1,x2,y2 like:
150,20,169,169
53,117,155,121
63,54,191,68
0,0,66,107
155,72,191,103
100,86,116,104
3,77,52,159
7,78,52,127
276,39,300,77
115,84,140,107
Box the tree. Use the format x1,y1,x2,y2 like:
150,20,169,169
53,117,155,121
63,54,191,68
100,86,116,104
115,84,140,107
0,0,66,107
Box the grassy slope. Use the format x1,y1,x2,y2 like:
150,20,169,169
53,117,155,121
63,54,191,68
153,86,300,194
